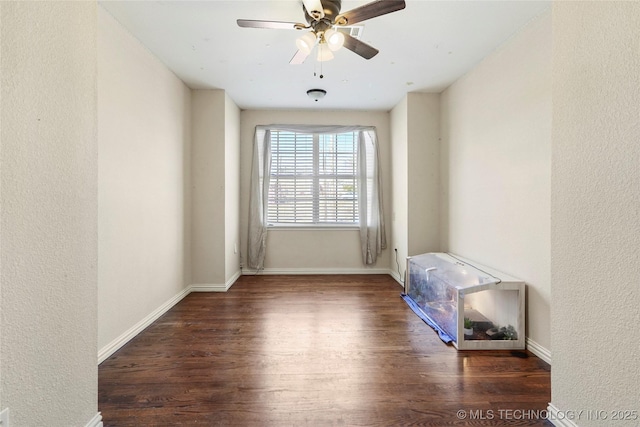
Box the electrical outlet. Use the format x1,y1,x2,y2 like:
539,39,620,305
234,244,238,254
1,408,10,427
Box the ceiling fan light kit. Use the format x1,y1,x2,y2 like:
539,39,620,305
316,43,334,62
324,28,345,51
296,31,317,54
307,88,327,101
237,0,406,63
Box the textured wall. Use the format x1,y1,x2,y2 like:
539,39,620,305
1,2,98,425
98,7,192,350
551,2,640,424
440,10,552,351
239,110,392,272
0,3,3,412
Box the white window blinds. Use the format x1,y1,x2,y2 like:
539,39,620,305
268,130,358,225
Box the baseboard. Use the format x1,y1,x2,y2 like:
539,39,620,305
98,286,191,363
389,270,405,287
242,267,393,275
547,403,579,427
85,412,103,427
190,270,242,292
526,337,551,365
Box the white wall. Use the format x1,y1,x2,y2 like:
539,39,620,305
440,10,552,353
390,93,441,282
390,98,409,280
1,3,3,412
191,90,241,287
240,110,391,273
98,7,192,351
225,95,241,283
550,2,640,425
191,90,226,285
407,93,440,257
1,1,99,425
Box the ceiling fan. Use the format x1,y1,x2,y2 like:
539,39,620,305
237,0,406,64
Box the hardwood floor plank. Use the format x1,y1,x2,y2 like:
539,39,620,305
99,275,551,426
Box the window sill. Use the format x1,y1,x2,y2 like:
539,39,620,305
268,224,360,231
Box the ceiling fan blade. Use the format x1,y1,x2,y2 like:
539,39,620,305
237,19,303,30
335,0,406,26
302,0,324,20
289,49,309,65
342,33,379,60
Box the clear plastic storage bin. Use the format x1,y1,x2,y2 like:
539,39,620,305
404,253,525,350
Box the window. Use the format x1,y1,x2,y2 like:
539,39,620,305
268,130,358,226
248,124,385,269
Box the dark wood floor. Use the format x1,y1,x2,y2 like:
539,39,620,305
99,274,551,426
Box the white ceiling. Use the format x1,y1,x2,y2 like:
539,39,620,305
99,0,550,111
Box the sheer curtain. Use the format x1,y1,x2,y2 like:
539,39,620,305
247,124,386,269
247,127,271,270
357,129,387,265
